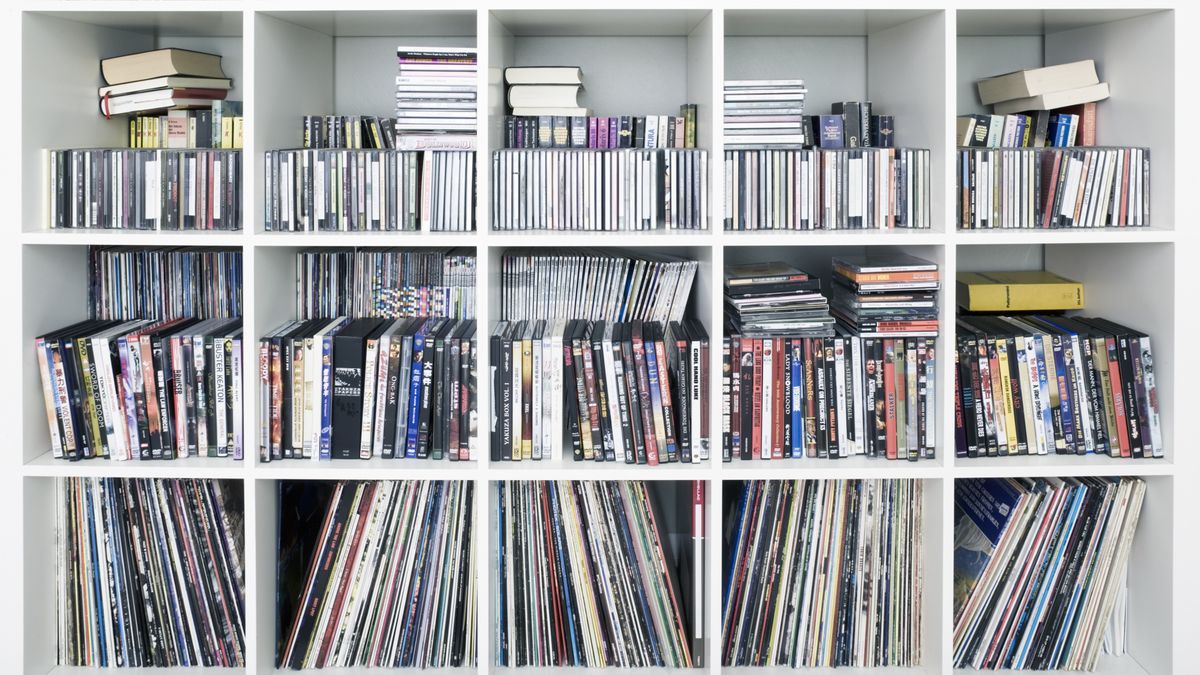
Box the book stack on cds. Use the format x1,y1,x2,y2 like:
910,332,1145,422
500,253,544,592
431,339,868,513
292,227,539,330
831,253,940,338
98,48,231,117
723,79,808,149
395,46,478,149
724,261,833,337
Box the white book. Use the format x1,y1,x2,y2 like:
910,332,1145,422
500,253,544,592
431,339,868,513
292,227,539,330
531,325,543,460
358,334,381,459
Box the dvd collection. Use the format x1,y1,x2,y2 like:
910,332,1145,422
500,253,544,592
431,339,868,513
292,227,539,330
956,147,1149,229
499,249,699,324
39,247,244,461
47,148,243,230
490,318,710,463
278,480,475,668
723,479,923,667
56,477,245,667
955,315,1162,459
723,255,940,460
495,480,701,667
259,317,477,462
295,248,476,321
491,148,709,230
723,148,932,230
263,148,476,232
88,247,242,321
954,476,1146,670
39,317,244,461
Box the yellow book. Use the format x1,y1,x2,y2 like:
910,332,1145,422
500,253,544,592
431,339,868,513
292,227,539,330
221,117,233,149
232,116,244,149
957,270,1084,311
995,338,1019,453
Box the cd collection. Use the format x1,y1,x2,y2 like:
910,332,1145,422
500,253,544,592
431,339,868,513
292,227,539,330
955,315,1162,459
831,253,941,338
956,147,1149,229
723,148,932,230
723,479,923,667
495,480,701,667
88,247,242,321
954,476,1146,670
263,149,476,232
56,477,245,667
395,46,478,139
47,148,243,230
491,148,709,230
490,319,710,463
295,248,476,321
38,317,243,461
259,317,477,461
500,249,698,325
278,480,475,668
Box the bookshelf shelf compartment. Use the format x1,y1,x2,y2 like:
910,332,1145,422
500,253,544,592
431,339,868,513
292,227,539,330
955,9,1174,232
21,10,245,234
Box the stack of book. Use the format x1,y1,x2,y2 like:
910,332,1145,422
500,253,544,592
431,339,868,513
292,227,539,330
977,59,1110,117
395,46,478,147
98,48,231,117
722,79,808,149
831,254,940,338
724,262,833,336
504,65,588,118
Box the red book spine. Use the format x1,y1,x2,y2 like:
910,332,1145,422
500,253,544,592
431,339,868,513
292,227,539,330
884,339,898,460
1040,151,1062,229
1119,149,1131,226
772,337,784,459
751,338,763,460
1105,336,1131,457
803,338,817,457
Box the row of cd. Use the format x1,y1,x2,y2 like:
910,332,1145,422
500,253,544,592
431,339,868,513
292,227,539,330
47,476,1156,670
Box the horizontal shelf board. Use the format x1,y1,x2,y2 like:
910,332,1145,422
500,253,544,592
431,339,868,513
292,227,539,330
952,226,1175,245
258,9,477,38
488,458,713,482
492,662,705,667
22,230,248,247
22,451,246,479
956,9,1165,37
253,231,479,247
254,454,481,480
953,652,1152,675
24,7,244,37
726,666,937,675
486,230,715,247
720,455,944,479
950,454,1173,478
274,662,472,667
49,662,246,667
725,9,937,37
719,228,946,246
490,9,709,37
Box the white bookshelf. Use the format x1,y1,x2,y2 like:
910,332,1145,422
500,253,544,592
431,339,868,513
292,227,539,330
7,4,1194,675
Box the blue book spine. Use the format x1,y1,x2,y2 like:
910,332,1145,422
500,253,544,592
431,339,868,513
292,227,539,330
791,341,804,458
405,332,426,457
